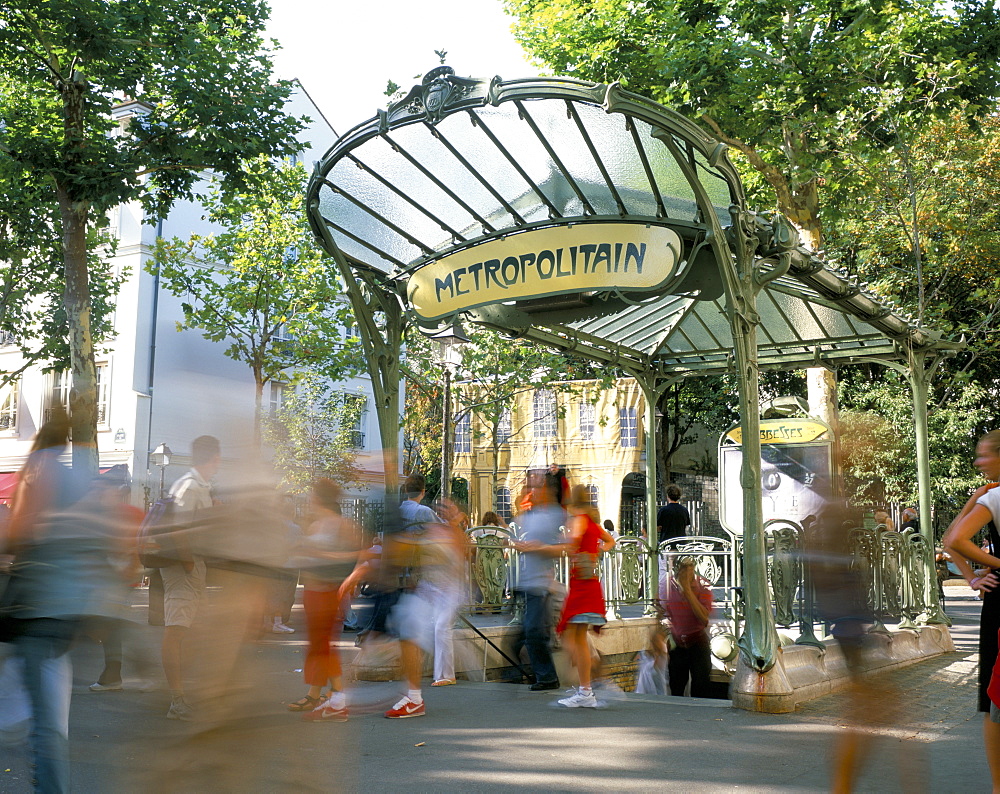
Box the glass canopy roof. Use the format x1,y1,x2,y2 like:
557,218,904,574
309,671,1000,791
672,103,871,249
307,68,953,376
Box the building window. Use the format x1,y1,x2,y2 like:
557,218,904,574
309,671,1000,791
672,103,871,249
533,389,556,438
0,380,19,431
495,486,512,522
585,483,599,507
579,402,595,440
269,382,288,416
47,365,108,425
497,407,511,446
619,407,638,448
454,412,471,454
341,393,366,448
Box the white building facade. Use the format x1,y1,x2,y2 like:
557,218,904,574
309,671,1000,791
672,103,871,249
0,84,386,505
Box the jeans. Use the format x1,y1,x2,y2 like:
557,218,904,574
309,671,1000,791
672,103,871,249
519,590,558,685
12,622,74,794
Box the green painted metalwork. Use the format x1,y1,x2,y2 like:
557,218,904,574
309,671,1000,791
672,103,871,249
614,538,647,605
305,66,962,681
466,527,513,612
764,520,800,628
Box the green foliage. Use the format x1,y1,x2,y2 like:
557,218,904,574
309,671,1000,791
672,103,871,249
401,323,608,495
0,0,304,466
262,373,366,493
827,112,1000,404
840,371,990,533
505,0,1000,244
152,158,362,444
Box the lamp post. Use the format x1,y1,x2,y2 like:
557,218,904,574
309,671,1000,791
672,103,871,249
431,323,470,501
151,443,172,498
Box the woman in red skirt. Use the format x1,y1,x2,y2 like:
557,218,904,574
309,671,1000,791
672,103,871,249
557,485,616,708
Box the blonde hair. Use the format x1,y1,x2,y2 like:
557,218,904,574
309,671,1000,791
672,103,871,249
568,483,599,524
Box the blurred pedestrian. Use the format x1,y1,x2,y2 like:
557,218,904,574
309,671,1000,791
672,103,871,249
88,466,155,692
381,473,441,718
160,435,219,721
427,498,467,687
510,473,566,692
635,626,669,696
291,479,360,722
267,495,301,635
943,430,1000,790
556,485,614,708
0,413,106,793
663,556,712,698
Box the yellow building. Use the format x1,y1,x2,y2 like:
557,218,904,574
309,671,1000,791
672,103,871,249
452,377,649,532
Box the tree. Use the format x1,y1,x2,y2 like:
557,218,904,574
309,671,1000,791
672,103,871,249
152,157,361,448
261,373,366,494
0,0,303,471
839,372,992,536
505,0,1000,248
506,0,1000,468
0,166,124,386
828,111,1000,402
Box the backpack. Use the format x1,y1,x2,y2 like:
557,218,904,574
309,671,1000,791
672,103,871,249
137,496,179,568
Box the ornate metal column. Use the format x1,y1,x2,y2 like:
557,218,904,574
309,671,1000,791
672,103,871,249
904,346,950,626
633,373,672,616
308,200,404,496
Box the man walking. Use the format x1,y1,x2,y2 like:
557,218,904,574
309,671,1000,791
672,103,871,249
512,474,567,691
160,435,220,720
656,484,691,548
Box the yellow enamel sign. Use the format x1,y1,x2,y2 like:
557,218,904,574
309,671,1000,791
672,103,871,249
726,419,829,445
407,223,683,322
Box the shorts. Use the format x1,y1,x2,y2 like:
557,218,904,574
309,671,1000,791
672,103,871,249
568,612,607,625
161,559,207,628
991,702,1000,724
390,591,434,652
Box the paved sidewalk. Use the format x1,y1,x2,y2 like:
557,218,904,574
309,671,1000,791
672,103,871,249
1,588,990,792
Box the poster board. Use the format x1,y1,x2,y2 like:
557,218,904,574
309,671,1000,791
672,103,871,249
719,418,833,535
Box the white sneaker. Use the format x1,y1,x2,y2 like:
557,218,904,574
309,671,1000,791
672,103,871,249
89,681,123,692
271,622,295,634
558,690,598,708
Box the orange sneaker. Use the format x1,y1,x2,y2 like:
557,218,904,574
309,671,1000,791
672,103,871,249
384,696,425,719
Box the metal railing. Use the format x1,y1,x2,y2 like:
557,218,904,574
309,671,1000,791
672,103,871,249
459,518,932,652
763,518,930,644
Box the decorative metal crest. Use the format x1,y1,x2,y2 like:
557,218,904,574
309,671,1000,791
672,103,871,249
418,66,477,124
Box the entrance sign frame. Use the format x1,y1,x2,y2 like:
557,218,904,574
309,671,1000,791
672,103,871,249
306,66,957,709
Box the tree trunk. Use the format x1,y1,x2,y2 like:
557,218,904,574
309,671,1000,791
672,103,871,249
58,184,99,476
253,368,265,451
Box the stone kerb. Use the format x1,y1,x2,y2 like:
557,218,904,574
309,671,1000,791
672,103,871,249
731,625,955,713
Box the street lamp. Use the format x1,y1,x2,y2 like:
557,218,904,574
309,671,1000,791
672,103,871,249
151,442,172,498
430,322,470,501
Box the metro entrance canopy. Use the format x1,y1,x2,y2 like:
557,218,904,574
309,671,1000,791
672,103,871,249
306,67,956,699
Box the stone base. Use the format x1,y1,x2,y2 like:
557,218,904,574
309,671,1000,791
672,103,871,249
731,625,955,713
349,616,662,685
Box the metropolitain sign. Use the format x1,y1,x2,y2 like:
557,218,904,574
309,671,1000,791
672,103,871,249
407,223,684,322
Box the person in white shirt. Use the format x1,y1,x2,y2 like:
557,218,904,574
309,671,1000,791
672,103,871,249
160,435,220,721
